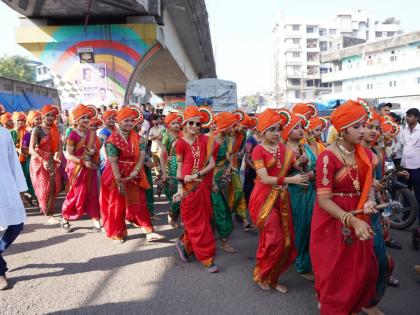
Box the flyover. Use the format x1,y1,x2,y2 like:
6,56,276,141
3,0,216,108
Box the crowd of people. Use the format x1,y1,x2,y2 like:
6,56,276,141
1,99,420,314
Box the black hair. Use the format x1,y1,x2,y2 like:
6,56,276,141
406,108,420,117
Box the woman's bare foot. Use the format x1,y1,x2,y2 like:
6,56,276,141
258,283,270,291
47,216,59,225
362,306,385,315
146,232,165,242
220,240,237,253
300,272,315,282
167,215,179,229
274,283,288,294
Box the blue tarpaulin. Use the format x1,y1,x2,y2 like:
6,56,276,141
0,91,54,112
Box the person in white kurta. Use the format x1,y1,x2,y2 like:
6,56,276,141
0,126,27,290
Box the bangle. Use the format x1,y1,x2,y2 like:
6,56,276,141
340,212,354,227
277,176,285,185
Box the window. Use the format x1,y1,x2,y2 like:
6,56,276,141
387,32,395,37
292,52,301,58
307,39,317,48
389,80,397,87
37,68,42,75
376,32,382,37
294,90,300,98
390,55,397,62
366,83,373,90
320,41,328,51
319,28,326,36
291,79,300,86
416,77,420,84
306,26,315,33
43,67,47,74
292,25,300,31
292,38,300,44
329,29,336,35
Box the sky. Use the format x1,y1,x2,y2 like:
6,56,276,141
1,0,420,97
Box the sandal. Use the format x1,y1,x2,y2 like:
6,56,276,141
243,223,255,231
146,232,165,242
388,276,400,287
385,239,403,250
60,220,71,233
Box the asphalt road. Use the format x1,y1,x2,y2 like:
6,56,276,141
1,193,420,315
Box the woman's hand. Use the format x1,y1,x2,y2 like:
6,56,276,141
299,153,308,164
86,148,95,156
350,217,374,241
173,190,183,203
129,168,139,179
307,171,315,181
184,174,198,183
289,173,309,185
117,182,126,196
211,182,219,193
373,180,384,190
363,200,377,215
84,160,97,170
42,160,50,171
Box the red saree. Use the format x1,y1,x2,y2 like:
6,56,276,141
310,149,378,315
100,132,153,240
29,126,61,215
176,134,218,267
249,143,297,286
62,130,100,220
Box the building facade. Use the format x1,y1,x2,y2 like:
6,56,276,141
273,10,402,106
321,31,420,110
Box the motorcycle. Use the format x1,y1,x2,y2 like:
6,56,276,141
379,160,418,229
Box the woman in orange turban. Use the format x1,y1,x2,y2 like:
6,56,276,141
29,104,62,225
308,116,328,155
172,106,219,273
160,112,184,228
229,110,254,230
19,111,42,205
310,100,380,315
0,112,13,129
100,106,164,243
98,109,117,173
249,109,308,293
60,104,101,232
282,114,318,281
211,112,238,253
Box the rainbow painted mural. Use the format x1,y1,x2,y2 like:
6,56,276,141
17,23,161,105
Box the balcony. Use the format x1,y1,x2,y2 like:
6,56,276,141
321,56,420,83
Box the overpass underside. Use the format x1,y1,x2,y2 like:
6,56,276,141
10,0,216,108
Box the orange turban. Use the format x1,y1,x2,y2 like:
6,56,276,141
330,100,368,131
39,105,60,153
0,112,12,126
102,110,117,122
89,117,105,128
381,121,394,136
368,109,383,124
12,112,26,122
72,104,96,121
40,104,59,118
182,106,204,125
256,108,291,134
291,103,318,118
165,112,183,127
27,111,42,127
281,114,303,142
198,107,213,127
308,117,328,131
214,112,238,132
116,106,141,123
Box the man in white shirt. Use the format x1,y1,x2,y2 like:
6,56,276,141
0,127,27,290
400,108,420,224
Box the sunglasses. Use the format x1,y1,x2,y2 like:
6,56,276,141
187,121,202,127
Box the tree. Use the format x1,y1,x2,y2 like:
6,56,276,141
0,55,36,83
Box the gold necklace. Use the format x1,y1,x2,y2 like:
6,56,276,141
337,140,355,154
337,144,361,194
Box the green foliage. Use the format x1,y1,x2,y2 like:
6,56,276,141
0,55,36,83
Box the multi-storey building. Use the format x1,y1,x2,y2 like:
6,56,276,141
321,31,420,110
273,10,403,106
